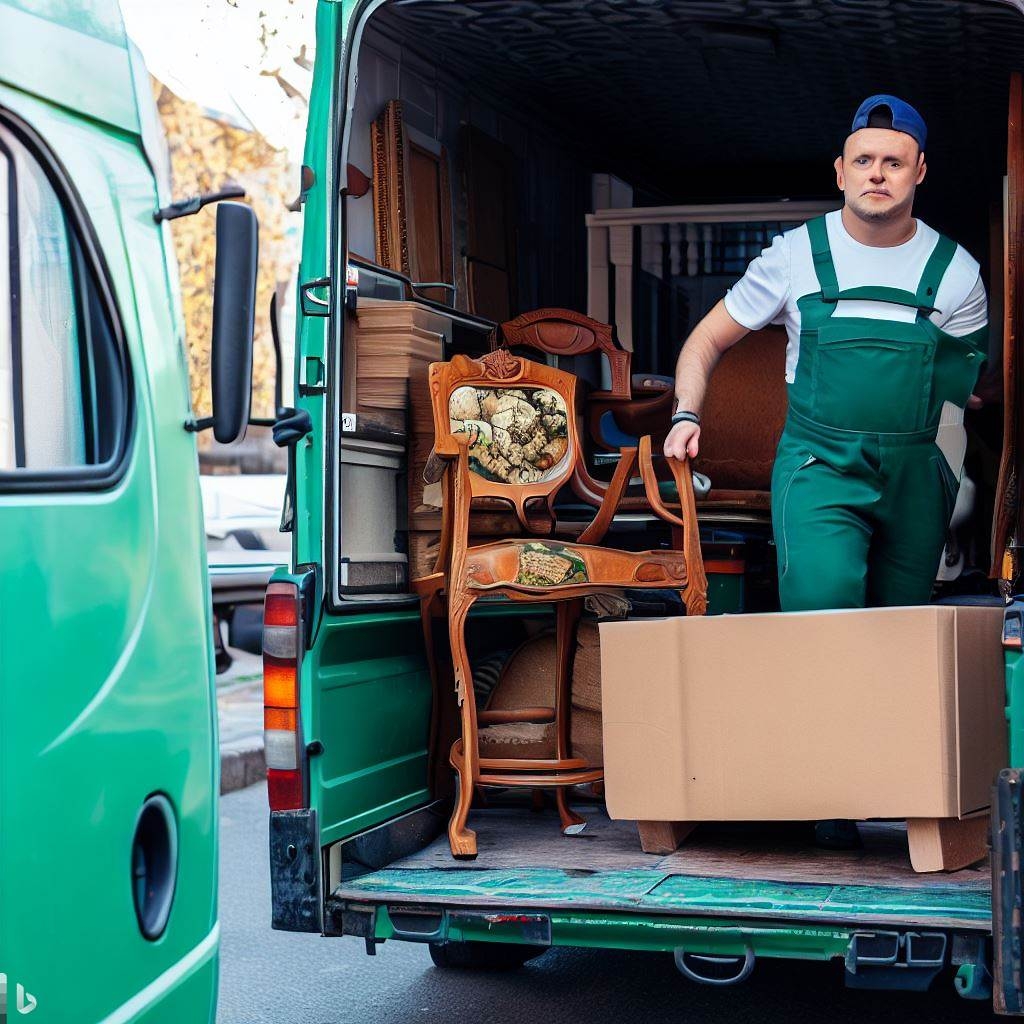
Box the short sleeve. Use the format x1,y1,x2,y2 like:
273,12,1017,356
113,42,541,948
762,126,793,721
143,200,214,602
723,232,790,331
940,271,988,338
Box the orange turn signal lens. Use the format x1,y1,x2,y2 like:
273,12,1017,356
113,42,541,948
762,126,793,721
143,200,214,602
263,660,297,709
264,706,297,732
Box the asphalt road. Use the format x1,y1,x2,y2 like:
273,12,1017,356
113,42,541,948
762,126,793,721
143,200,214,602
218,782,998,1023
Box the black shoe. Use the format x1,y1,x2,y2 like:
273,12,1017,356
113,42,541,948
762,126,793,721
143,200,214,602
814,819,862,850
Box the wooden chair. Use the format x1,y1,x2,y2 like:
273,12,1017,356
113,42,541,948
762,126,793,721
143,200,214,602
494,307,634,400
491,308,676,509
416,349,707,858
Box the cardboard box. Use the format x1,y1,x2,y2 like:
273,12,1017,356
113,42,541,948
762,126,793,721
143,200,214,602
600,605,1006,823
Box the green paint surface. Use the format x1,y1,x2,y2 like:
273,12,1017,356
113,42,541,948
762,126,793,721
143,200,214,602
340,866,990,930
411,906,854,960
0,21,216,1024
0,2,139,133
1005,647,1024,766
308,610,433,847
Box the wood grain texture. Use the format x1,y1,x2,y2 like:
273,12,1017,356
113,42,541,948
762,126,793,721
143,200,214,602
496,308,632,400
371,99,454,301
638,820,697,854
991,71,1022,583
907,815,989,873
370,805,991,896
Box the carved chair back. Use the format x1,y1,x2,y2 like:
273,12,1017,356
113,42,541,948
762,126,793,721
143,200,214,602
493,308,632,400
429,350,583,531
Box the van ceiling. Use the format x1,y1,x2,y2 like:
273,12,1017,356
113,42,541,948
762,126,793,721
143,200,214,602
373,0,1024,209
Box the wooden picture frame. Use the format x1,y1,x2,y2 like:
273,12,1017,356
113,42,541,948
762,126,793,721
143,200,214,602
371,99,454,304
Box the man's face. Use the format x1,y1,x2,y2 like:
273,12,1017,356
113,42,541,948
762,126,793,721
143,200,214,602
834,127,927,223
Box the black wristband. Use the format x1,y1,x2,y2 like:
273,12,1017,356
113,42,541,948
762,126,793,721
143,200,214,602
671,410,701,427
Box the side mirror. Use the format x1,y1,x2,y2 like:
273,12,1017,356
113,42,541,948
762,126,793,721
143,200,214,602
211,202,258,444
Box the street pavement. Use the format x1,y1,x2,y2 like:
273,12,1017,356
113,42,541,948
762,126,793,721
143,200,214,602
218,648,266,794
217,781,999,1024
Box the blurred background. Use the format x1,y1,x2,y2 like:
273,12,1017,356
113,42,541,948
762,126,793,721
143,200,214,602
122,0,312,475
119,0,315,666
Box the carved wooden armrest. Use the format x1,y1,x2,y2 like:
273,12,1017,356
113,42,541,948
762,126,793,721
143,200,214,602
638,435,708,615
578,447,639,546
638,435,688,527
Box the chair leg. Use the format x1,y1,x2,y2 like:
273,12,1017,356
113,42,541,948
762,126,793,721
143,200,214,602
448,739,477,859
555,600,588,836
447,598,479,859
556,787,587,836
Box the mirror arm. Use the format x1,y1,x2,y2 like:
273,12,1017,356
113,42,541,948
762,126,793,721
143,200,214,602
184,415,215,433
154,186,247,223
273,407,313,533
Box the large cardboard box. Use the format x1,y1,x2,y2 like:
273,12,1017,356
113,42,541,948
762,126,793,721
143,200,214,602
600,605,1006,823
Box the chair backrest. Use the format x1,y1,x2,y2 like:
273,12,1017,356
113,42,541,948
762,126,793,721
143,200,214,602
428,350,581,528
695,327,788,491
494,308,632,399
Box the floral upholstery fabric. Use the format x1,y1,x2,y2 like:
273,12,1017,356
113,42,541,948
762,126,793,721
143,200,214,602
449,385,569,485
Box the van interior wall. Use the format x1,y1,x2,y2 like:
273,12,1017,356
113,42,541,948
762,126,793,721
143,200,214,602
362,0,1024,369
347,22,591,318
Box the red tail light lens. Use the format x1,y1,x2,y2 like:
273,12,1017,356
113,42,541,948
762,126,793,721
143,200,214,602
263,582,305,811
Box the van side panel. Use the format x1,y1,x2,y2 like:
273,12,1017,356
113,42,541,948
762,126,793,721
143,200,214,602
0,87,217,1022
0,1,140,134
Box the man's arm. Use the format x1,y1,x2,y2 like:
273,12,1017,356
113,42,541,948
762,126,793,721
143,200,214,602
663,300,751,459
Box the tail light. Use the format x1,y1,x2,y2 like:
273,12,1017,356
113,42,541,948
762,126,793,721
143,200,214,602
263,581,305,810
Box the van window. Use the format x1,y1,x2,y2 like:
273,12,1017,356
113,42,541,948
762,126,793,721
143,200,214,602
0,121,128,477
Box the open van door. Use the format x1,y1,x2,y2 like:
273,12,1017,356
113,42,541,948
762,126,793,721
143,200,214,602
264,2,443,935
992,72,1024,1017
992,71,1023,589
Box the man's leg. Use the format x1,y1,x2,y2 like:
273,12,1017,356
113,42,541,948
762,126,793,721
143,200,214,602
867,446,955,607
772,451,874,611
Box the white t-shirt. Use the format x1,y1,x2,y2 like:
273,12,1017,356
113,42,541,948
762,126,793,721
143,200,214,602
723,209,988,384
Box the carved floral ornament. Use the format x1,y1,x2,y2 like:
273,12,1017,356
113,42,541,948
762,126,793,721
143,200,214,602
480,348,522,380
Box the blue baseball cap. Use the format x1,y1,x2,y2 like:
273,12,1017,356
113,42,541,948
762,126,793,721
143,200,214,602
851,94,927,150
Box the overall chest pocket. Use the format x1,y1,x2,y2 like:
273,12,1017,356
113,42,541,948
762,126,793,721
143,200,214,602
810,323,934,433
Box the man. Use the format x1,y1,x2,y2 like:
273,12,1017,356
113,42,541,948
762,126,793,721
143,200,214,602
664,95,989,611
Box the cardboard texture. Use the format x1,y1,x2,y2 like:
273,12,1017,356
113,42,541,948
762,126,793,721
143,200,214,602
600,606,1006,823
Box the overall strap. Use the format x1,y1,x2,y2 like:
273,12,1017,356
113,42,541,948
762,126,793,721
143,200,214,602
915,233,957,311
806,215,839,301
832,285,936,314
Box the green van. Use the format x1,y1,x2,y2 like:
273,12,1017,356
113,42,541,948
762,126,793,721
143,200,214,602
0,2,256,1020
270,0,1024,1013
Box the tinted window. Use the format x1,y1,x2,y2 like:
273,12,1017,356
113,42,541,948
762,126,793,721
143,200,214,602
0,121,128,478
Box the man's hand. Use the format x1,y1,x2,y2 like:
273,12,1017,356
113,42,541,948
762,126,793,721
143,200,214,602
667,301,749,462
664,420,701,460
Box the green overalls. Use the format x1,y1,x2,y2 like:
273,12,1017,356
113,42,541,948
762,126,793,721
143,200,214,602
770,216,987,612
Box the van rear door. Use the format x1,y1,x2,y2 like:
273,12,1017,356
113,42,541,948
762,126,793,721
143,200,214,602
991,70,1024,1017
268,3,437,912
